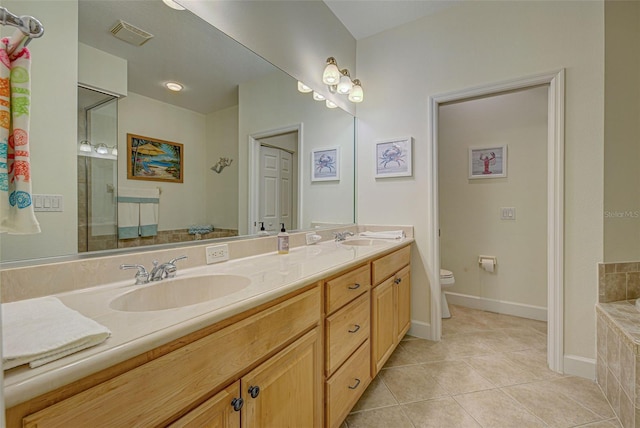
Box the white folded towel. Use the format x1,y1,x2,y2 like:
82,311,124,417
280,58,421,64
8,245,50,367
2,297,111,369
359,230,405,240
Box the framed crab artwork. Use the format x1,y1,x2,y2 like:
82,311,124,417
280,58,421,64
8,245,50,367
375,137,413,178
311,147,340,182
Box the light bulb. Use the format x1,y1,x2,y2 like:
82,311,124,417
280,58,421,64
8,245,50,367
337,74,353,95
165,81,183,92
326,100,337,109
95,143,109,155
322,58,340,85
313,91,326,101
297,81,312,93
79,140,92,152
111,146,118,156
348,80,364,103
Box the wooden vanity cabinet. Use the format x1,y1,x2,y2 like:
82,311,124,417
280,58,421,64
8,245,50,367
371,245,411,375
16,287,322,428
172,328,321,428
323,263,372,428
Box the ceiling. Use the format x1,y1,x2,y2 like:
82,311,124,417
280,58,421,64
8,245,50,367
323,0,461,40
77,1,457,114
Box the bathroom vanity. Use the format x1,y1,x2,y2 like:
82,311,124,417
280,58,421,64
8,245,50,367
4,238,412,428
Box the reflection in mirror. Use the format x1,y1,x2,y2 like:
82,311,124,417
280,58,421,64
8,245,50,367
0,0,355,263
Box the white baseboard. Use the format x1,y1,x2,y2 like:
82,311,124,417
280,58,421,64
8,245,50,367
408,320,433,340
563,354,596,380
444,292,547,321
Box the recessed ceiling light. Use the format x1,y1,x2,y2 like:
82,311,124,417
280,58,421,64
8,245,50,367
162,0,185,11
165,82,184,92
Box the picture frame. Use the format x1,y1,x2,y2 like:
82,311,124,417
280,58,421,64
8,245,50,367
375,137,413,178
127,134,184,183
311,147,340,182
468,145,507,179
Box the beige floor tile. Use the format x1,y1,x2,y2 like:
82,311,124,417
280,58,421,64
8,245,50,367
379,365,448,404
421,360,495,394
465,353,540,387
345,406,413,428
548,376,617,420
382,343,419,368
454,389,547,427
402,397,482,428
501,327,548,350
578,418,623,427
502,380,602,427
350,377,397,413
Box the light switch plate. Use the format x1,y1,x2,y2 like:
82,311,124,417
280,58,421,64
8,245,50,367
500,207,516,220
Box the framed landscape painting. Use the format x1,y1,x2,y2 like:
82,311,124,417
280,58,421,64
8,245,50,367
127,134,184,183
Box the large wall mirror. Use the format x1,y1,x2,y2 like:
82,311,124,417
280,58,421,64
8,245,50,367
0,0,355,263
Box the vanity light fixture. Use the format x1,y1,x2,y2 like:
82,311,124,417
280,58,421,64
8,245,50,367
162,0,185,11
165,81,183,92
325,100,337,109
79,140,92,153
321,57,364,103
297,81,312,93
312,91,326,101
111,146,118,156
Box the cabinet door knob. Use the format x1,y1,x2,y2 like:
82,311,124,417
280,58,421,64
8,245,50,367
348,324,361,333
231,397,244,411
394,277,402,284
348,378,361,390
348,283,361,290
248,385,260,398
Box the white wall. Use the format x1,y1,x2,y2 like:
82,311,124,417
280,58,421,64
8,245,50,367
603,0,640,262
238,71,355,234
206,106,239,230
183,0,357,114
118,92,208,231
356,1,604,366
78,43,127,97
0,0,78,262
439,86,548,309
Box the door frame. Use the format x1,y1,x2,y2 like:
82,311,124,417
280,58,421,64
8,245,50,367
427,70,565,373
248,124,303,234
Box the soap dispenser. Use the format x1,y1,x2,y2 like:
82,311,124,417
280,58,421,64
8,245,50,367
277,223,289,254
258,222,269,236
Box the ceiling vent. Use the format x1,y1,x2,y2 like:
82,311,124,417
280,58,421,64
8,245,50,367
110,20,154,46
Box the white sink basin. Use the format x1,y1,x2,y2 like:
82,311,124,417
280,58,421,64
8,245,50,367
341,238,388,247
110,275,251,312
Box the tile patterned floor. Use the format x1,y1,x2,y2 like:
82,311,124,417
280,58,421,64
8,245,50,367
343,305,619,428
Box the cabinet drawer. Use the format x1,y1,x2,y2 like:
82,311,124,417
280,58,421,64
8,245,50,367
22,288,320,428
326,340,371,428
325,264,371,314
325,291,370,376
372,245,411,285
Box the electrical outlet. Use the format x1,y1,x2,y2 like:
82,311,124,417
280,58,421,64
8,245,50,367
206,244,229,264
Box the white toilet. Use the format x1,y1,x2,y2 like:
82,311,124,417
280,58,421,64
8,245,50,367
440,269,455,319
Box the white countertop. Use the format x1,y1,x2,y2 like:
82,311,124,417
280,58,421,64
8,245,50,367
3,237,412,408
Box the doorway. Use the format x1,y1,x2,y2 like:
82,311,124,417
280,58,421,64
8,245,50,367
428,70,565,373
249,126,302,234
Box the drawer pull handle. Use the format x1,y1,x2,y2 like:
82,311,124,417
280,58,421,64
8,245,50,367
348,378,361,390
348,324,361,333
248,385,260,399
348,283,361,290
394,277,402,284
231,397,244,411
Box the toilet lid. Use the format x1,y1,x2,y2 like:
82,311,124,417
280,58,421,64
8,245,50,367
440,269,453,278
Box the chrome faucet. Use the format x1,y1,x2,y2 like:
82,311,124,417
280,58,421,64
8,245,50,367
149,255,188,281
120,264,150,285
334,231,355,242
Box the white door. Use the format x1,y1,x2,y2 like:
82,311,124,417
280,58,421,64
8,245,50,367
259,146,293,232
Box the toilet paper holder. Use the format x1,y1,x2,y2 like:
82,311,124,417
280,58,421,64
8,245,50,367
478,255,497,265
